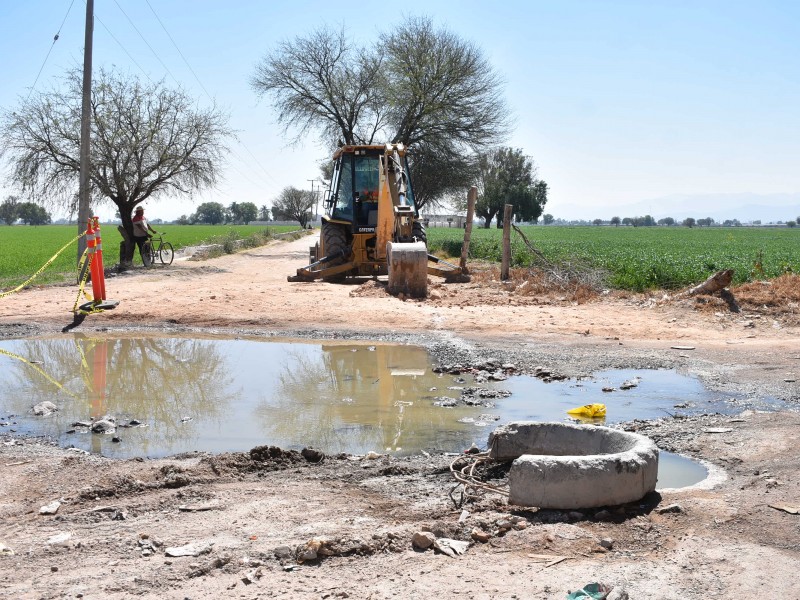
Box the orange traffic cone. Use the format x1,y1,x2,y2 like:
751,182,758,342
86,220,102,301
92,217,107,301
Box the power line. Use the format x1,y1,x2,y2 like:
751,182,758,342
26,0,77,101
143,0,212,101
142,0,281,189
111,0,179,85
92,12,153,83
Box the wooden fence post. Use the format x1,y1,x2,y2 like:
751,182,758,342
460,186,477,273
501,204,513,281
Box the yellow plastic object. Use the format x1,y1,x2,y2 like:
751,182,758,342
567,403,607,418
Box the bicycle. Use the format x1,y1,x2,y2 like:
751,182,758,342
142,234,174,266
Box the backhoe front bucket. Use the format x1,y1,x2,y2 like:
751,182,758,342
387,241,428,298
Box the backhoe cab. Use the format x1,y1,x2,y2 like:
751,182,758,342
288,143,467,297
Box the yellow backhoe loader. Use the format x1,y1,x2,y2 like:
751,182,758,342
288,143,468,297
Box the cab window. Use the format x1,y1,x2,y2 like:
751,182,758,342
354,155,379,201
333,154,354,220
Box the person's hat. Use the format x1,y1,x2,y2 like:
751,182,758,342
135,206,144,212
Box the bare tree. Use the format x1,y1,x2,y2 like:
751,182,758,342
251,27,387,146
0,67,232,261
272,186,315,228
251,16,510,209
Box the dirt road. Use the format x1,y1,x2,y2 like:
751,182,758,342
1,233,799,599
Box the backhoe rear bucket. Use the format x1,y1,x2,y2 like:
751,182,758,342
387,241,428,298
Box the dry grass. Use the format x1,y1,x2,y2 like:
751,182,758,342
686,273,800,324
468,265,603,304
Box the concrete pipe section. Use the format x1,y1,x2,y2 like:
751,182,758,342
387,241,428,298
488,422,659,509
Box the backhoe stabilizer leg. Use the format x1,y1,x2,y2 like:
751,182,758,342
287,249,348,282
427,254,472,283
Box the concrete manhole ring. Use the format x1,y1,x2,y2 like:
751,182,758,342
488,421,659,509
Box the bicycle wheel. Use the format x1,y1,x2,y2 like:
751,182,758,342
141,241,153,267
159,242,174,265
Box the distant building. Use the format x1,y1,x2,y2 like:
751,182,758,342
420,213,468,228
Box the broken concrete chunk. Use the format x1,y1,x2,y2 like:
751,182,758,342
33,401,58,416
164,542,214,557
91,416,116,434
47,532,72,546
39,501,61,515
433,538,469,557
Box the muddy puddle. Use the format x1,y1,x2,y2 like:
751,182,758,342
0,335,739,487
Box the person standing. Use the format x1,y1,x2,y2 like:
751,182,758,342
132,206,157,264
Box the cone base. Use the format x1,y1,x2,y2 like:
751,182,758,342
78,300,120,312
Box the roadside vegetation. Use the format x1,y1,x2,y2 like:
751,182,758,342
0,224,302,288
4,223,799,294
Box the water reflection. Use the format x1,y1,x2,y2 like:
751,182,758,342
0,336,751,460
0,337,489,457
1,335,232,456
261,344,481,454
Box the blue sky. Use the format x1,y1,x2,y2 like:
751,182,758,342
1,1,798,221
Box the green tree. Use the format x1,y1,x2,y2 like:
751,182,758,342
592,218,603,226
225,202,258,224
251,17,509,209
259,205,271,221
0,67,232,262
787,220,797,228
470,147,546,228
0,195,19,225
272,187,315,228
193,202,226,225
658,217,676,226
542,213,554,225
610,216,621,226
683,217,696,228
17,202,51,225
632,215,656,227
228,201,258,224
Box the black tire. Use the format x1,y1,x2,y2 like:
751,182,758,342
412,220,427,246
321,222,349,282
141,241,153,267
159,242,174,265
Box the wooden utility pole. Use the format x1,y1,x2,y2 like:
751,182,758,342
77,0,94,266
307,179,318,219
501,203,513,281
459,185,477,273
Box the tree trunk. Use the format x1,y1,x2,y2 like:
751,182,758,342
500,204,512,281
459,186,476,273
684,269,734,296
118,205,136,268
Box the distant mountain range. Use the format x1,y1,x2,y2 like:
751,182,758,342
554,193,800,224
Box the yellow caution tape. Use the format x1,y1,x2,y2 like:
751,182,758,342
0,232,86,300
566,403,607,418
0,347,82,401
71,250,105,315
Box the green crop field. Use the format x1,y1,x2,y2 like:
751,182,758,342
427,225,800,291
0,224,301,289
3,223,799,293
